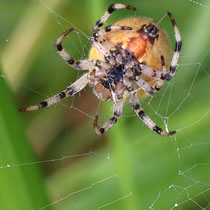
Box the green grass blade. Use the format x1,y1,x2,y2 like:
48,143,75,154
0,69,51,210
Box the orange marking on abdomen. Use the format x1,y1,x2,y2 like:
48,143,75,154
126,35,147,60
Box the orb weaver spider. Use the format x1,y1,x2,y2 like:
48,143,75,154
20,3,182,136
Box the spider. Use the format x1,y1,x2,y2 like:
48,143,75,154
19,3,182,136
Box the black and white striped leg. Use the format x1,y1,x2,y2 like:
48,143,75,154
94,101,124,136
140,55,166,78
123,78,135,92
135,56,165,94
96,25,133,36
90,25,132,57
19,73,89,112
164,12,182,81
155,55,167,91
130,93,176,136
93,3,136,34
55,28,95,70
135,78,157,95
139,56,167,93
140,12,182,82
140,64,162,78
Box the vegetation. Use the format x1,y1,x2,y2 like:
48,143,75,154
1,0,210,209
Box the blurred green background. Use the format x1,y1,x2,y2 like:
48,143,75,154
1,0,210,209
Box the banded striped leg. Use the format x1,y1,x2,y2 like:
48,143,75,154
164,12,182,81
139,55,167,93
55,28,95,70
90,25,132,58
155,55,167,91
130,93,176,136
123,78,134,92
140,64,162,78
94,101,124,135
140,12,182,82
19,73,89,112
93,3,136,34
135,78,156,95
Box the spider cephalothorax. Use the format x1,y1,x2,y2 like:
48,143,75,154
89,44,143,102
20,3,182,136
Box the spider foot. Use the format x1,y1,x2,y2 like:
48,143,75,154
162,130,176,136
153,125,176,136
19,108,27,112
94,115,105,136
63,28,74,36
54,28,74,51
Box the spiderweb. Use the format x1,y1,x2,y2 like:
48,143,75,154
1,0,210,209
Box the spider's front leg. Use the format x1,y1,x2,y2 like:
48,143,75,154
93,3,136,34
130,92,176,136
90,3,135,57
90,25,133,58
94,100,124,136
55,28,95,70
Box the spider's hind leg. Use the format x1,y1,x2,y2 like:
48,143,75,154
138,55,167,94
130,92,176,136
94,101,124,135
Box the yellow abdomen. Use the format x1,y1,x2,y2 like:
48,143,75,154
89,17,172,100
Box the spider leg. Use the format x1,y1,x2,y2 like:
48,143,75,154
19,73,89,111
90,25,132,58
55,28,95,70
94,100,123,136
129,92,176,136
139,55,167,93
123,78,135,92
95,25,132,37
93,3,136,34
140,13,182,82
139,64,162,78
135,78,156,95
163,12,182,81
155,55,167,91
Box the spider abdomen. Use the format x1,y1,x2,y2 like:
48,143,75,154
89,17,172,99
